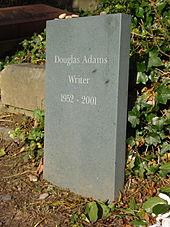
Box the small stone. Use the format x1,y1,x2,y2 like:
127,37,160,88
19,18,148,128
17,186,22,191
59,13,66,19
28,174,38,182
71,14,79,18
0,194,12,201
100,11,107,15
38,193,49,200
20,146,25,153
47,185,54,191
65,15,72,19
162,218,170,227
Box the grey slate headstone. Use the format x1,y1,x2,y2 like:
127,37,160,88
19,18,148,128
44,14,131,201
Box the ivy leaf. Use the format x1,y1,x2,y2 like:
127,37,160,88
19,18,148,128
97,201,110,218
157,1,167,12
162,77,170,85
129,159,135,169
128,108,140,128
149,73,159,82
152,116,165,130
108,204,115,211
129,198,137,210
146,113,156,124
161,142,170,155
29,141,37,151
118,208,136,216
0,149,6,157
131,219,147,226
159,131,166,140
148,51,162,68
85,202,98,222
23,154,30,163
160,162,170,172
127,136,136,147
156,86,170,104
20,133,26,141
145,133,161,146
152,204,170,215
143,197,167,213
128,114,140,128
159,170,169,178
136,7,144,18
138,163,146,178
137,72,148,84
137,62,146,72
149,165,159,175
33,109,44,127
160,186,170,196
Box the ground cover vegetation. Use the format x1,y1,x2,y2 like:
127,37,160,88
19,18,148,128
0,0,170,226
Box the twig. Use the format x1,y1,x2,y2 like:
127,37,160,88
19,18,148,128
158,48,170,58
0,114,14,119
156,68,170,76
3,170,32,179
0,119,13,122
34,157,43,175
28,201,51,206
131,32,165,40
149,0,169,35
12,146,25,157
33,216,49,227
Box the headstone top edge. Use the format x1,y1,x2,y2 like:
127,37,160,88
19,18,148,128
46,13,131,25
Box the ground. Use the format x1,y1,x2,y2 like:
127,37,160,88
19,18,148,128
0,113,168,227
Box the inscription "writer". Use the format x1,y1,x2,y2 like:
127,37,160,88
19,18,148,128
68,75,90,84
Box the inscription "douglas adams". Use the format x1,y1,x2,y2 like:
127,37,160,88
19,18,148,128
54,55,108,66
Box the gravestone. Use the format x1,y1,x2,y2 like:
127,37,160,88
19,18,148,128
44,14,131,201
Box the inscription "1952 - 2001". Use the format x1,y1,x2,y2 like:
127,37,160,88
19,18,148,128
61,94,97,105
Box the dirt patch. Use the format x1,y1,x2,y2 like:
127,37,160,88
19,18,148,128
0,139,82,227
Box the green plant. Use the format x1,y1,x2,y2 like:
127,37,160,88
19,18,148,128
0,31,46,71
98,0,170,58
13,31,46,64
9,109,44,162
97,0,170,179
142,185,170,216
0,56,10,71
0,149,6,157
82,199,148,226
82,200,115,223
126,72,170,178
82,194,169,226
116,198,148,227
